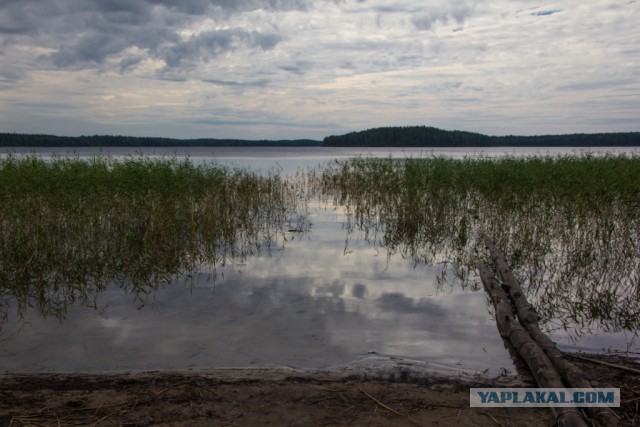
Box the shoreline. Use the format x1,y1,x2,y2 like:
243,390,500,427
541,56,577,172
2,352,638,426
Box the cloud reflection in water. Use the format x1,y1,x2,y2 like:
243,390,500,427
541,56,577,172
0,206,513,374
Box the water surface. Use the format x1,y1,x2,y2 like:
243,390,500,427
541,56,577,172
1,146,638,374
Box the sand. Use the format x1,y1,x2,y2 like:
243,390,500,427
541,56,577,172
2,353,639,426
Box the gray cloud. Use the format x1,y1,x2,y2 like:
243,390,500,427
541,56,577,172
161,29,281,69
193,117,330,129
0,0,639,139
557,79,636,92
279,61,315,75
119,55,144,74
531,9,562,17
43,26,280,73
83,0,154,24
0,69,22,80
201,78,270,87
49,33,131,68
0,69,24,88
148,0,214,15
145,0,321,17
412,2,474,30
372,5,410,13
2,0,287,72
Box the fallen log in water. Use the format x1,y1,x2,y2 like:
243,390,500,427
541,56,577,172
483,238,618,427
479,261,588,427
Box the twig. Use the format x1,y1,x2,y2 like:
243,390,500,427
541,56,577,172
359,388,422,426
92,407,119,426
568,354,640,375
340,405,356,414
10,418,50,427
426,403,464,410
151,380,193,395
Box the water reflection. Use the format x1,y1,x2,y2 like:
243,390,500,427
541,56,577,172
318,156,640,338
2,153,639,372
0,205,513,373
0,156,303,332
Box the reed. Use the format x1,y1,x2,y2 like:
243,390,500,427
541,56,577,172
0,155,300,321
317,154,640,335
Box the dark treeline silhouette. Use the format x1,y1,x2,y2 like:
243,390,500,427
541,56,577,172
2,127,640,147
0,133,322,147
491,133,640,147
324,126,491,147
323,126,640,147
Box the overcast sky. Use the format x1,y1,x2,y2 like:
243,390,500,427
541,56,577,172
0,1,638,140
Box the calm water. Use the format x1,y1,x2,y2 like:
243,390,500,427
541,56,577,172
1,146,638,374
5,145,640,175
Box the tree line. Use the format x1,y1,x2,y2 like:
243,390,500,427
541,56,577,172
2,127,639,147
0,133,321,147
323,126,640,147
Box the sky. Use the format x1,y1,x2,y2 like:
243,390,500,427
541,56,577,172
0,0,638,140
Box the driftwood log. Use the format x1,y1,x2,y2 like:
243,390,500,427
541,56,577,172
483,238,618,427
479,262,587,427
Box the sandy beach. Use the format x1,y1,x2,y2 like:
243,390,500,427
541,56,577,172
2,353,638,426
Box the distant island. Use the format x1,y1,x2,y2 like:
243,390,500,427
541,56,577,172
323,126,640,147
1,126,639,147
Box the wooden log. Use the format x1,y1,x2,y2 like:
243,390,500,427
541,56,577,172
479,262,588,427
483,238,539,324
484,238,618,427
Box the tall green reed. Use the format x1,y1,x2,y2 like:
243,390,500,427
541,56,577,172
0,155,301,323
316,154,640,335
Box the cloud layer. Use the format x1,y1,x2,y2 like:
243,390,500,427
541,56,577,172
0,0,638,139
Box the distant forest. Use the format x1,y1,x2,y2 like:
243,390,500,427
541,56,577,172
0,134,321,147
1,127,640,147
323,126,640,147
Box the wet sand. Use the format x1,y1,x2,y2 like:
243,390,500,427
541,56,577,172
1,353,638,426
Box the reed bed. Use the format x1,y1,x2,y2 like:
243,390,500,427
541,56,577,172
0,155,300,322
317,154,640,335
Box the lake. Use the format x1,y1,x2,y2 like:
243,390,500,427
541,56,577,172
1,146,638,375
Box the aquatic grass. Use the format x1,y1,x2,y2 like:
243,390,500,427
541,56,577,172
0,154,301,323
316,154,640,335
